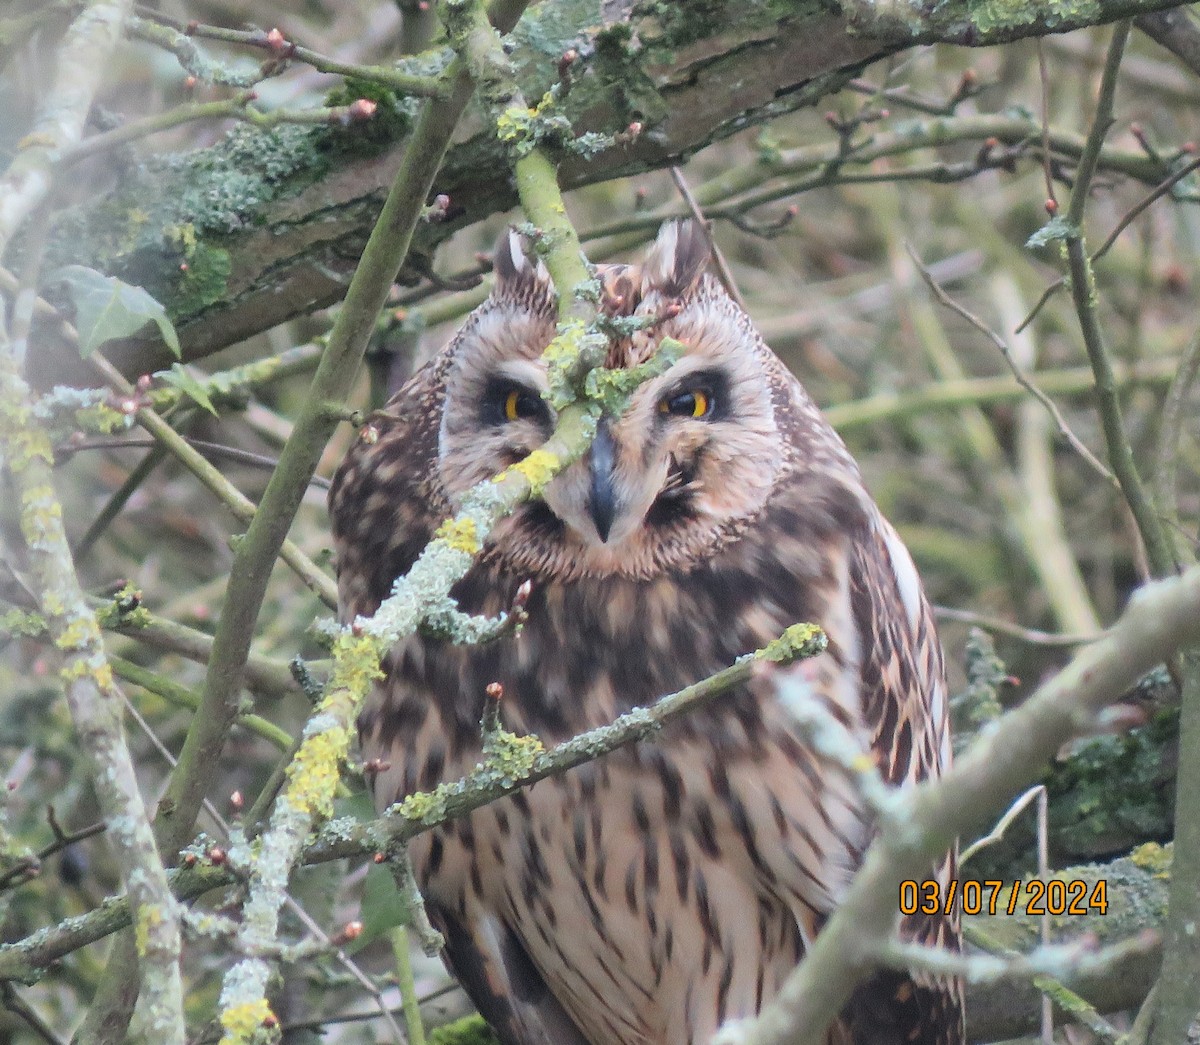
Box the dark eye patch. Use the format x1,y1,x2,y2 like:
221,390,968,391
481,376,551,427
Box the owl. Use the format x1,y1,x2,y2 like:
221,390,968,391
330,220,964,1045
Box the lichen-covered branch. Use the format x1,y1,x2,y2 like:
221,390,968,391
712,560,1200,1045
0,622,826,982
44,0,1196,383
0,0,133,263
0,359,185,1041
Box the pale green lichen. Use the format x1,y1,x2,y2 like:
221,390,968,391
0,609,47,638
584,336,686,416
398,783,458,825
482,728,545,785
134,903,164,956
542,318,608,409
495,92,575,158
968,0,1100,34
19,484,63,551
398,728,545,824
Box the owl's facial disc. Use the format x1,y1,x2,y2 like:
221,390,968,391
541,358,761,550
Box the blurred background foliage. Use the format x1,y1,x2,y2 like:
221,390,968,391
1,0,1198,1041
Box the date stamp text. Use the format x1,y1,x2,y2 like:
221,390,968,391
899,879,1109,917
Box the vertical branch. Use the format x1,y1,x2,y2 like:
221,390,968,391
154,57,477,857
0,358,185,1043
1062,20,1175,578
1058,21,1199,1043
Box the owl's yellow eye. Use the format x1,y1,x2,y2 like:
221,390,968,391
660,389,711,419
497,385,545,424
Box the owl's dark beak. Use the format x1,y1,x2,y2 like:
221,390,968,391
588,419,618,543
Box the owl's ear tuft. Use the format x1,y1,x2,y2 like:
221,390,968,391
642,219,711,298
492,229,554,307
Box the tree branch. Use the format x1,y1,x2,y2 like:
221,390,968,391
712,561,1200,1045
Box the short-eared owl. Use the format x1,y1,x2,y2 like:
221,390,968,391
330,220,964,1044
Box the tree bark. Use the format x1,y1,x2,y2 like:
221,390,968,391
38,0,1188,384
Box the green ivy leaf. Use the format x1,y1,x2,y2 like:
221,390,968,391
50,265,181,359
159,364,218,417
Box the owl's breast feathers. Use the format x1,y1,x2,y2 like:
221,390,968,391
330,373,962,1045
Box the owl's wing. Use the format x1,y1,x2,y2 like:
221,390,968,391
431,902,592,1045
757,433,962,1042
329,365,449,623
839,513,965,1044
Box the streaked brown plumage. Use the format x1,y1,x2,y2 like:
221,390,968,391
330,221,964,1044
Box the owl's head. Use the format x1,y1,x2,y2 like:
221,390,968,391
437,220,790,579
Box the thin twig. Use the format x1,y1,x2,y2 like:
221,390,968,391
933,606,1103,647
668,167,747,308
1016,154,1200,334
1036,41,1057,210
125,14,446,97
59,436,332,489
1,983,66,1045
959,785,1045,865
908,243,1116,488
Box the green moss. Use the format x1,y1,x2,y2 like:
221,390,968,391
1048,703,1177,857
324,77,418,154
172,241,232,317
48,120,343,319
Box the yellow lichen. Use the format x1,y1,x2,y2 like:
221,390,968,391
1130,841,1172,878
435,516,481,555
54,616,101,652
134,903,163,957
285,725,352,818
219,998,274,1045
497,449,561,497
60,658,115,690
759,622,827,663
484,729,545,779
327,633,386,693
